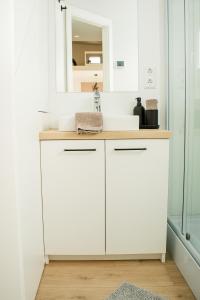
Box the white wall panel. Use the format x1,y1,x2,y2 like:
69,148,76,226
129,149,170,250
13,0,49,299
0,1,23,299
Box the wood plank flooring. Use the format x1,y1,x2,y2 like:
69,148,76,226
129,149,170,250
36,259,195,300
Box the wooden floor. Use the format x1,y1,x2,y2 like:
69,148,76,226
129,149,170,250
36,258,195,300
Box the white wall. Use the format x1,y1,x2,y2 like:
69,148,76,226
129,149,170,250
49,0,166,129
0,1,23,300
14,0,49,299
138,0,166,128
0,0,49,299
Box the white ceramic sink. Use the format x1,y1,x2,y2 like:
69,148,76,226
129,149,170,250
58,114,139,131
103,114,139,131
59,115,75,132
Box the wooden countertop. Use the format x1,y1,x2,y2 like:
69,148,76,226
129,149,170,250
39,130,172,140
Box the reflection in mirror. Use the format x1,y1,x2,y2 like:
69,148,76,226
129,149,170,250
72,19,104,92
55,0,138,93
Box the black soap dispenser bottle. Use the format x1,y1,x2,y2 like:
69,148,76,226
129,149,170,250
133,97,145,129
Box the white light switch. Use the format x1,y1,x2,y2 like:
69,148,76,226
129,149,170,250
144,67,156,89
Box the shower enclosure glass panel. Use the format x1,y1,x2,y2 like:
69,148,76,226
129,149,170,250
168,0,200,264
184,0,200,255
168,0,186,233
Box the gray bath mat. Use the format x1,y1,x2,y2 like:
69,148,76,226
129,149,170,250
106,282,166,300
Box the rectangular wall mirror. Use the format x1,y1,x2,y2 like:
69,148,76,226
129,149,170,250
55,0,138,93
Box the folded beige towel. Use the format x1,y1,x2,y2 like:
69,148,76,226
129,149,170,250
75,112,103,134
146,99,158,110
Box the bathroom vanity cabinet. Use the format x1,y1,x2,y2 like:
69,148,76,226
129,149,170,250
106,140,169,256
41,140,105,255
40,131,170,262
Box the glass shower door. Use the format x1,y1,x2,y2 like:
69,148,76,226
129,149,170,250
168,0,186,233
184,0,200,259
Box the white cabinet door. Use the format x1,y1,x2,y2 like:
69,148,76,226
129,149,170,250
106,139,169,255
41,140,105,255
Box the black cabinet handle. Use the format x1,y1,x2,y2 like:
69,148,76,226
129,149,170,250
64,149,96,152
114,148,147,151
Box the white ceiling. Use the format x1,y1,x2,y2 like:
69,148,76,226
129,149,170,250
72,19,102,42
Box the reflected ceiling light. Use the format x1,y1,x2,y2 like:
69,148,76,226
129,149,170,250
74,35,80,38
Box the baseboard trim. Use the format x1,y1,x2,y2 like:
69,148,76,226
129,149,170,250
49,253,163,261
